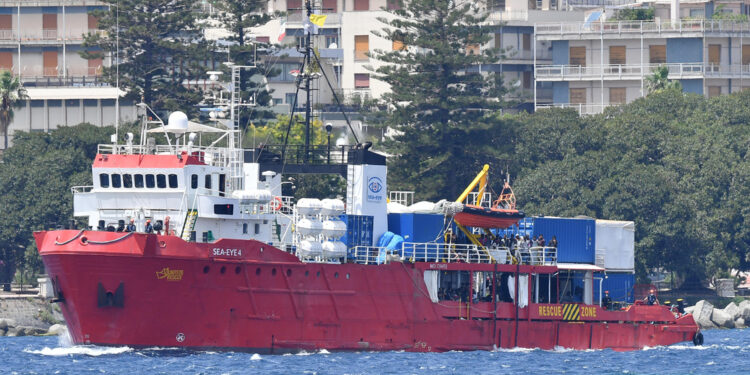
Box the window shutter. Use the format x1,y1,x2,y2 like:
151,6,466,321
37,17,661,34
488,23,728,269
569,46,586,66
354,0,369,11
570,88,586,104
355,35,369,60
649,45,666,64
609,46,626,65
609,87,626,104
354,73,370,88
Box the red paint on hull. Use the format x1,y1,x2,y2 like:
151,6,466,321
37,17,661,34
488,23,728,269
35,230,699,352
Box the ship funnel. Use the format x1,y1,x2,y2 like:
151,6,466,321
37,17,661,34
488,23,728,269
166,111,189,134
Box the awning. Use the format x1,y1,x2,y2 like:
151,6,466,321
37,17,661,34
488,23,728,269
146,121,229,134
557,263,605,272
25,87,126,100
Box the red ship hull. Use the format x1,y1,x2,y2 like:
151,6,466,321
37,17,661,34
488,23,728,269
35,230,699,352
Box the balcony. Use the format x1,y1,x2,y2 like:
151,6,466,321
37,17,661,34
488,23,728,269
536,103,612,115
534,63,727,81
535,19,750,40
504,48,551,62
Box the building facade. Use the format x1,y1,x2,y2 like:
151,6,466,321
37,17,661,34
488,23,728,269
1,0,135,149
534,0,750,114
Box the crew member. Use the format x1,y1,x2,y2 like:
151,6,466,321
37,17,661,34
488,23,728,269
645,289,658,305
145,219,153,234
602,290,612,310
125,219,136,232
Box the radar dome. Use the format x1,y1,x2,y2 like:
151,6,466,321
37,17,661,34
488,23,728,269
166,111,189,133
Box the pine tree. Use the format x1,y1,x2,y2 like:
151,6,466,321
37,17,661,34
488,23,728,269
371,0,510,201
82,0,207,113
210,0,279,128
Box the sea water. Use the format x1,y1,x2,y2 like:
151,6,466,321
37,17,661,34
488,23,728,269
1,329,748,374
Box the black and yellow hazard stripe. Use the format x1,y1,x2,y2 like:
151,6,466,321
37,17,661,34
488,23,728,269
562,304,580,321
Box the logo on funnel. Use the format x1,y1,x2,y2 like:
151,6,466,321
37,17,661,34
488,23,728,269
367,176,383,202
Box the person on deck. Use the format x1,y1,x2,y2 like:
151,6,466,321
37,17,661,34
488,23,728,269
602,290,612,310
125,219,136,232
645,289,658,305
145,219,153,234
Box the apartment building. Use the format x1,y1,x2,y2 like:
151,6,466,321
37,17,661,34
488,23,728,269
534,0,750,114
0,0,136,149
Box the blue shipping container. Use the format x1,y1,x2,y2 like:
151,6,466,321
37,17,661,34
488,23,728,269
387,213,445,243
594,272,635,304
343,215,373,249
532,217,595,263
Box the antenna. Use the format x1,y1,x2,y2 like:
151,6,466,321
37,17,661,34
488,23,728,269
115,0,120,141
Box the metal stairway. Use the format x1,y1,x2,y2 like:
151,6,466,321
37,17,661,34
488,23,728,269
181,210,198,241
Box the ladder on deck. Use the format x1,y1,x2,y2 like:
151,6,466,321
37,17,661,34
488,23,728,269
181,210,198,241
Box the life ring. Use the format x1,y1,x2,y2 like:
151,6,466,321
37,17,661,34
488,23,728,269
271,196,283,211
692,331,704,346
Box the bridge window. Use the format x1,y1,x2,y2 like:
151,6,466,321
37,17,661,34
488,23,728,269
146,174,155,188
191,174,198,189
156,174,167,188
134,174,144,188
205,175,212,190
99,174,109,188
243,223,248,234
123,174,133,188
111,174,122,188
168,174,178,188
214,204,234,215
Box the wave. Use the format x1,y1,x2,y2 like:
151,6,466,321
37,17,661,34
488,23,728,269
251,353,262,361
25,346,132,357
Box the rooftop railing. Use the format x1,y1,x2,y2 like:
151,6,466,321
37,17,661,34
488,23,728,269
349,243,559,266
536,63,750,80
536,19,750,36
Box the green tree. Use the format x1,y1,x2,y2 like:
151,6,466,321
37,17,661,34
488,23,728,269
0,71,27,150
646,65,682,94
0,124,113,289
82,0,207,113
209,0,278,128
370,0,510,201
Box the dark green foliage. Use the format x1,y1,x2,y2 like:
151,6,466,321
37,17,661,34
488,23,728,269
510,90,750,284
82,0,206,114
370,0,511,201
613,8,655,21
0,124,113,286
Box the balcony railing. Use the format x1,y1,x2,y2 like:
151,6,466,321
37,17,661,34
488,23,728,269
0,29,13,40
43,29,57,40
536,19,750,36
536,63,750,80
536,103,613,115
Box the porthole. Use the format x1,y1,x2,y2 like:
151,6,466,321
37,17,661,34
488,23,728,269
316,271,321,277
286,269,292,277
256,268,261,275
235,266,241,274
334,272,339,278
346,273,350,280
272,268,277,276
203,266,210,274
305,271,309,277
220,266,226,274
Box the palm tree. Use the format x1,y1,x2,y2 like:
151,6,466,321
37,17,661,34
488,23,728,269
0,70,27,150
646,65,682,94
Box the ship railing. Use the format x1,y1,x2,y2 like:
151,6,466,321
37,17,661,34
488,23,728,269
514,246,557,266
96,144,232,167
351,246,392,265
402,242,496,264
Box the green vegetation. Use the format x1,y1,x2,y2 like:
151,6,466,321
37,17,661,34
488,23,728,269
370,0,512,200
712,5,749,21
612,8,655,21
646,66,682,93
0,71,27,149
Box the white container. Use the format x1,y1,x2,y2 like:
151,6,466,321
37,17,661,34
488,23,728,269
231,189,272,203
297,198,322,216
298,240,323,258
297,218,323,236
322,241,347,259
321,219,346,238
320,198,345,216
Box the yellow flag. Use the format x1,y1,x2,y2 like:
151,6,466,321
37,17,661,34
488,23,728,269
309,14,327,27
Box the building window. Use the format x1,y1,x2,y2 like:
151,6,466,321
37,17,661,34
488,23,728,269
168,174,178,188
191,174,198,189
570,88,586,105
325,35,339,48
386,0,402,10
0,15,11,42
522,34,531,51
708,86,721,98
689,8,705,18
649,45,666,64
743,44,750,65
708,44,721,71
43,51,58,77
609,46,626,65
354,0,369,11
610,87,626,104
99,174,109,188
146,174,155,188
494,33,502,49
286,93,297,105
287,0,302,14
255,36,270,44
466,44,480,56
354,73,370,89
111,174,122,188
355,35,369,61
392,32,406,51
569,46,586,66
42,13,57,39
523,71,532,89
134,174,144,188
123,174,133,188
322,0,337,13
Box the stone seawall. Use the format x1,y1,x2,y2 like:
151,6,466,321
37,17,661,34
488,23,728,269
0,297,65,336
687,299,750,329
